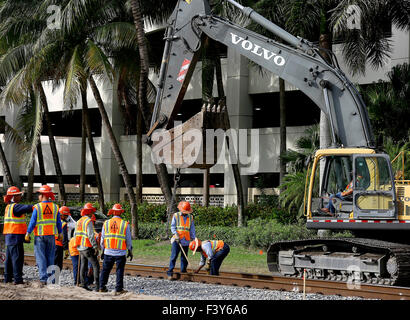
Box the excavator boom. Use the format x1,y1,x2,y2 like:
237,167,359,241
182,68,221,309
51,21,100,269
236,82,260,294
150,0,375,163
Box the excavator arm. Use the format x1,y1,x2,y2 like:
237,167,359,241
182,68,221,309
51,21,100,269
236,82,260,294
149,0,375,168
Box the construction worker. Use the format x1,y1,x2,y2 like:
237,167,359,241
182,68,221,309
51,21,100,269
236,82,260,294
54,206,70,273
189,238,230,275
99,204,132,295
25,185,63,285
3,186,33,285
74,202,100,291
69,237,80,285
84,214,100,288
167,201,196,280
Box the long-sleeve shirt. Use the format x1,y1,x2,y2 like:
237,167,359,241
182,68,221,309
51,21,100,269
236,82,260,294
27,201,63,235
199,241,214,267
170,213,196,246
100,217,132,256
77,218,97,251
4,203,33,246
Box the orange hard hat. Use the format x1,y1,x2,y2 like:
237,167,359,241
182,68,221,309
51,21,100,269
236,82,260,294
81,202,96,216
37,185,55,200
178,201,192,214
108,203,124,216
189,238,201,255
6,186,23,196
3,186,23,204
59,206,71,216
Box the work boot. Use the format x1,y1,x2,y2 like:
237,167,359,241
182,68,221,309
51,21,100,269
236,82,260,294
114,289,128,296
78,283,92,291
99,287,108,293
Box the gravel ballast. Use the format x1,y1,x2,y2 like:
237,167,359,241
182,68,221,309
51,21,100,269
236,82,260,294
18,266,371,300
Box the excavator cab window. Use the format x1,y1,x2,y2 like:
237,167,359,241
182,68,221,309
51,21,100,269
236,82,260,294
353,154,396,219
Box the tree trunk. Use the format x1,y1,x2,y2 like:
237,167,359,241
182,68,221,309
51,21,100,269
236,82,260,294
27,158,35,202
79,109,87,202
37,82,66,204
0,140,14,187
88,75,138,237
203,168,210,206
37,141,47,185
214,43,245,227
279,78,287,185
201,37,215,208
81,89,105,214
130,0,173,213
136,108,143,204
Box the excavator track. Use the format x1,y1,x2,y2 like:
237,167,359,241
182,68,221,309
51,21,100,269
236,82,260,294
267,238,410,286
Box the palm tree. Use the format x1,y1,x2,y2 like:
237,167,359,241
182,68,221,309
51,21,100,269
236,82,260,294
129,0,177,225
361,63,410,145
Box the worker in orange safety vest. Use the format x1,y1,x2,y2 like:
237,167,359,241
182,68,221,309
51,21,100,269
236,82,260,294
26,185,62,285
3,186,33,284
74,203,100,291
99,204,132,295
166,201,196,280
189,238,230,275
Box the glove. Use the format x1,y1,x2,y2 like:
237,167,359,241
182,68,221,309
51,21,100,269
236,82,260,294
64,250,69,259
24,233,31,243
57,233,63,242
127,249,133,261
170,234,180,244
205,260,211,271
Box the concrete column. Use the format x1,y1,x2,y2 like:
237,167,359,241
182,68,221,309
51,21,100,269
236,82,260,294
99,76,123,201
224,48,253,206
4,108,22,188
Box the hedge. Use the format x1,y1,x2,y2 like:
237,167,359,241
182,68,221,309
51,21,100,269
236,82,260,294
136,219,353,250
0,200,297,227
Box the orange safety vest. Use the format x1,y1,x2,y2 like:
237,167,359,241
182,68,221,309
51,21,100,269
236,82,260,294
103,217,129,250
3,203,27,235
75,216,93,248
33,202,58,236
174,212,192,241
55,221,67,246
69,237,79,256
202,240,224,259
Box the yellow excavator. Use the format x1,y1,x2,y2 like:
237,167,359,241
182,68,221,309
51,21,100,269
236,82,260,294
148,0,410,285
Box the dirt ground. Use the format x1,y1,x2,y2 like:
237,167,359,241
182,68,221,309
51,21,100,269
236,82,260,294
0,281,164,300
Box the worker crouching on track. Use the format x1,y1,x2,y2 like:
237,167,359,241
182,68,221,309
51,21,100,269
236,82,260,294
54,206,70,273
3,186,33,285
99,204,133,295
25,185,63,285
75,203,100,291
167,201,196,280
189,238,230,276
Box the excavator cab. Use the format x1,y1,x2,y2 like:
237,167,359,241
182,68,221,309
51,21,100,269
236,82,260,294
307,149,397,221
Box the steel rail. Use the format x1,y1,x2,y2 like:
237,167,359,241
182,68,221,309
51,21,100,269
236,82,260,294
23,254,410,300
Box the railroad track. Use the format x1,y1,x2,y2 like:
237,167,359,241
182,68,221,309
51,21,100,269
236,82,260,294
23,254,410,300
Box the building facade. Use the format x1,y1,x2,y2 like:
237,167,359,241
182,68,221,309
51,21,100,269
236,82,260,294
0,25,408,206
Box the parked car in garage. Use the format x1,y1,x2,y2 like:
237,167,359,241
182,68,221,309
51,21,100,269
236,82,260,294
66,207,108,238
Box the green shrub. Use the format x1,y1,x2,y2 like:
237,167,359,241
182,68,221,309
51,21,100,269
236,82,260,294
138,219,326,250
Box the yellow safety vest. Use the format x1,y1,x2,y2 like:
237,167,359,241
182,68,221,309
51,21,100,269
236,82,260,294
33,202,58,236
75,216,93,248
103,217,128,250
3,204,27,235
174,212,192,241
